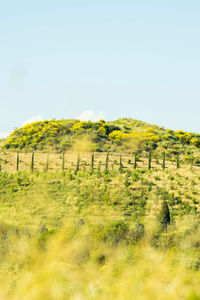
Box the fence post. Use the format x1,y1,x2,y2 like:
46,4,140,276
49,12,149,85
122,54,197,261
134,152,137,169
75,154,80,173
62,150,65,171
90,153,94,174
162,152,165,170
119,154,123,173
97,160,101,177
31,152,34,172
176,154,180,169
190,157,194,171
46,153,49,172
16,152,19,171
105,152,109,173
148,149,152,170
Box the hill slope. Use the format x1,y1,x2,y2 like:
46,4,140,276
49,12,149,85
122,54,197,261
0,119,200,298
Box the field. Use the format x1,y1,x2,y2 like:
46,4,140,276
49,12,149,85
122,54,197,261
0,154,199,299
0,118,200,299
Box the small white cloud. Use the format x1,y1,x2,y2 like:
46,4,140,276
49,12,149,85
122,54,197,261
78,110,105,122
22,115,43,126
0,132,9,139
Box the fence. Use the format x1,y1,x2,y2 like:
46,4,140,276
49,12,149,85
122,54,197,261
0,151,198,173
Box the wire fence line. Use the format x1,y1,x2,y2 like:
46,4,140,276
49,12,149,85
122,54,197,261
0,151,198,173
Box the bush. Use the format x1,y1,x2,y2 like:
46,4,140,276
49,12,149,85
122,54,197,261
128,221,145,244
94,221,129,245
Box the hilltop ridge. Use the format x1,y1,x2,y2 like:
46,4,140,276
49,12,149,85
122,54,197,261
2,118,200,154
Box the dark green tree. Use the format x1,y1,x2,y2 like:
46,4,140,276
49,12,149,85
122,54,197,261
159,200,170,230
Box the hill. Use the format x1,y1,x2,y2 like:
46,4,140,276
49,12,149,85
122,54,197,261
2,118,200,154
1,118,200,298
0,165,199,298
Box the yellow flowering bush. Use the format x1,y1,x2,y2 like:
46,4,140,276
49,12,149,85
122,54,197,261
109,130,127,142
3,120,67,149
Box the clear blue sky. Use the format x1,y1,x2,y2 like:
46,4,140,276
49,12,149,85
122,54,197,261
1,0,200,136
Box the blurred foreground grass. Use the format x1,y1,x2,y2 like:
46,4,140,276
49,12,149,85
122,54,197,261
0,169,199,299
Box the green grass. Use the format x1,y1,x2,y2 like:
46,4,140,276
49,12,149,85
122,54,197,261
0,167,198,298
1,117,200,298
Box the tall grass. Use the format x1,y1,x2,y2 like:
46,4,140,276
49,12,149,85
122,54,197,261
0,165,198,299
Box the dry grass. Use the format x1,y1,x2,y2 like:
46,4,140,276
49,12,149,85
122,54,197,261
0,151,199,299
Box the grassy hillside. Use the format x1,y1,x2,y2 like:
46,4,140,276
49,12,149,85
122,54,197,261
2,118,200,154
1,118,200,299
0,167,199,299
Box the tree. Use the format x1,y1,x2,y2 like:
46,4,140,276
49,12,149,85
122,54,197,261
159,200,170,230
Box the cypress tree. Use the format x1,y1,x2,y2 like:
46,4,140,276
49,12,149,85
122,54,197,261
31,152,34,172
134,152,137,169
148,149,152,170
162,152,165,170
105,152,109,173
16,152,19,171
119,155,123,173
0,160,2,172
159,200,170,230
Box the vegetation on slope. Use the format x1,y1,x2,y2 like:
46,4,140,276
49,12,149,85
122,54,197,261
1,118,200,298
0,167,199,299
3,118,200,153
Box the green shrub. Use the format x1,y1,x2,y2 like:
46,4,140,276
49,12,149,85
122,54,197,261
94,220,129,245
